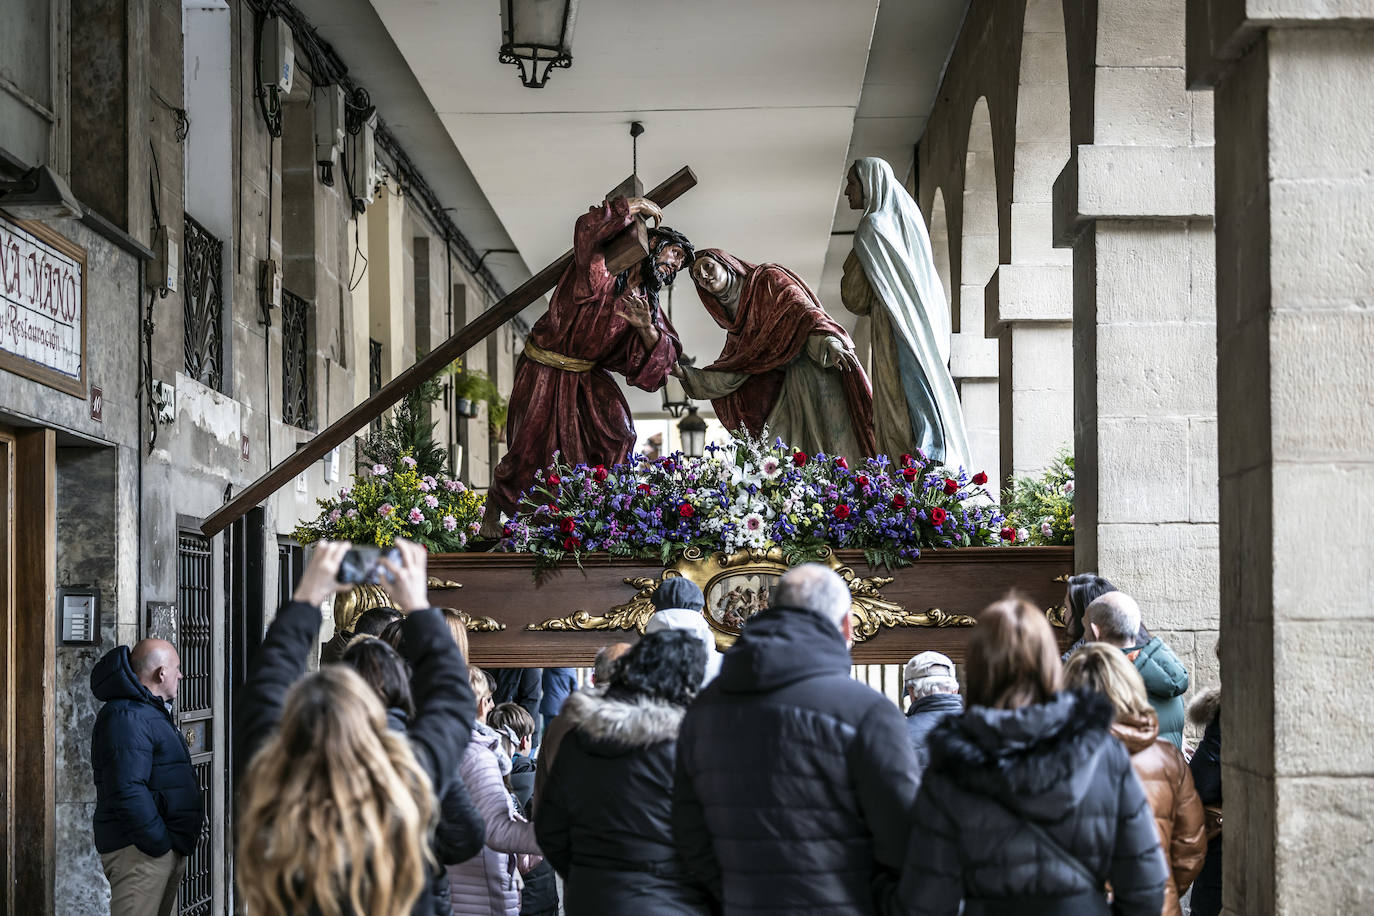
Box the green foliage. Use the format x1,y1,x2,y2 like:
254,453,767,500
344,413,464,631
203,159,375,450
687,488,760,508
358,377,449,479
1002,449,1075,546
447,364,509,435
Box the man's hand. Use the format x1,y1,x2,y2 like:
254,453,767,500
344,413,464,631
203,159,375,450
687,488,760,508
292,541,356,607
376,538,431,613
828,337,863,372
616,293,653,329
625,197,663,227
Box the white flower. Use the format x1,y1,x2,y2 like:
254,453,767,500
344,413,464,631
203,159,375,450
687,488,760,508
1017,527,1030,543
371,463,388,476
760,456,782,480
1063,480,1075,496
401,456,417,468
424,494,439,508
742,512,765,534
1041,522,1053,539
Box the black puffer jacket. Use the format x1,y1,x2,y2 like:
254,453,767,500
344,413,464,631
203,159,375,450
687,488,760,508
235,602,474,916
385,707,486,916
1187,689,1222,916
893,690,1168,916
904,692,963,778
90,646,204,856
674,604,919,915
538,690,712,915
509,754,559,916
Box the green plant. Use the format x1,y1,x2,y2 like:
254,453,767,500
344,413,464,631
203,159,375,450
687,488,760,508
446,364,508,436
358,376,448,479
1001,449,1075,546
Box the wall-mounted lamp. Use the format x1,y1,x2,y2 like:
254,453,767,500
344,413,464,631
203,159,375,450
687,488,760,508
677,405,707,459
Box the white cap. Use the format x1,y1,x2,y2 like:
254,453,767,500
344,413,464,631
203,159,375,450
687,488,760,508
645,608,722,686
903,650,956,686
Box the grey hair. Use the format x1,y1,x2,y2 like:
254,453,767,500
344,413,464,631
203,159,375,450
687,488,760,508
772,564,852,628
1085,591,1142,645
907,675,959,700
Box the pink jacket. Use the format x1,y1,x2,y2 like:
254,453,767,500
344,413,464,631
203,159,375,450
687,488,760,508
447,724,541,916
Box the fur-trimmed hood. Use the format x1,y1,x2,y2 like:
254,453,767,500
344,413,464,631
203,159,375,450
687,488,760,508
558,688,684,754
928,689,1117,821
1188,686,1220,726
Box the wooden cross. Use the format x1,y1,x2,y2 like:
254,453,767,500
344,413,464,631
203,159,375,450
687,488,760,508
201,166,697,538
602,172,650,276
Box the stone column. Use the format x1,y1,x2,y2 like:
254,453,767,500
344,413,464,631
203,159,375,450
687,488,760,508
1190,8,1374,913
1054,7,1220,698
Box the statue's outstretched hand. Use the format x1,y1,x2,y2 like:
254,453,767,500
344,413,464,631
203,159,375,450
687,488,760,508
829,337,862,372
616,293,654,329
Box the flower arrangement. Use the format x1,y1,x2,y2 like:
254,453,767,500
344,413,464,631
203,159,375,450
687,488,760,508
1001,449,1075,546
294,453,485,552
502,436,1007,573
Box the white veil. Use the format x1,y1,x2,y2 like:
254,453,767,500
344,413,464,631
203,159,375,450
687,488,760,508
851,157,971,473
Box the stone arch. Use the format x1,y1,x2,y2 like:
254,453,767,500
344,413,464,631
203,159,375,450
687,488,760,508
927,186,953,317
1011,0,1072,266
952,96,1001,484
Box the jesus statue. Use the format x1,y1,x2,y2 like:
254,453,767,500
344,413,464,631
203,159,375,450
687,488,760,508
480,197,694,536
673,249,876,463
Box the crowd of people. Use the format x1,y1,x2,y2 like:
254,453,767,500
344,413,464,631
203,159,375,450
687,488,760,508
88,544,1225,916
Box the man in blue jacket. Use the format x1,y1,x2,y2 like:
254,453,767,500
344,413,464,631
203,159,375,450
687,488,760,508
90,638,203,916
1086,591,1191,748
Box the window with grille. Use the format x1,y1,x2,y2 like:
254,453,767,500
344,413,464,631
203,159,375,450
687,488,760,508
281,290,312,429
278,539,304,610
183,215,224,392
177,531,215,916
369,338,383,433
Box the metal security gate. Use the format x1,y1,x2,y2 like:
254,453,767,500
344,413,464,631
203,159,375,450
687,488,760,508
177,532,215,916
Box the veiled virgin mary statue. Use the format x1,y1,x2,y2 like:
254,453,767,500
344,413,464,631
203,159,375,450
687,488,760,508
841,157,971,472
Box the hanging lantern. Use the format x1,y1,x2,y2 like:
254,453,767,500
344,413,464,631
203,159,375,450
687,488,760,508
661,373,690,419
499,0,579,89
677,406,707,459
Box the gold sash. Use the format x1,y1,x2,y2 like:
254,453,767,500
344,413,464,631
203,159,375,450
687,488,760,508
523,340,596,373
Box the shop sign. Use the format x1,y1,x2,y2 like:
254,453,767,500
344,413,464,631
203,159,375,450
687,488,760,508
0,213,86,397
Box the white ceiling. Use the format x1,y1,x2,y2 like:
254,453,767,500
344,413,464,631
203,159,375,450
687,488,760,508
368,0,968,416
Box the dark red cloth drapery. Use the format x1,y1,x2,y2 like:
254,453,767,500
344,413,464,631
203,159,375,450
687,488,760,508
693,248,876,456
489,200,682,516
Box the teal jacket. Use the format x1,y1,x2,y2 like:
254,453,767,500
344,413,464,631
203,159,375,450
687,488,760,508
1128,638,1189,748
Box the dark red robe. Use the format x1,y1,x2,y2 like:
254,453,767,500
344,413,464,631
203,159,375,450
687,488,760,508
489,199,682,516
694,248,876,456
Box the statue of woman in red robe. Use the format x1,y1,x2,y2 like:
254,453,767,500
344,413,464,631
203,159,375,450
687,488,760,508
674,249,876,463
480,197,693,536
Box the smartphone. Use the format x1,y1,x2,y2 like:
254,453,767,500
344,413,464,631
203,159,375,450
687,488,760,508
335,546,401,585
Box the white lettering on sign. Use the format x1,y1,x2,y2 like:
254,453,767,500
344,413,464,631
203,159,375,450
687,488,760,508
0,214,85,395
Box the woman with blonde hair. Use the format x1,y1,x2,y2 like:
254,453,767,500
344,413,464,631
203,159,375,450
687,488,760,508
1065,644,1206,916
896,595,1167,915
235,540,475,916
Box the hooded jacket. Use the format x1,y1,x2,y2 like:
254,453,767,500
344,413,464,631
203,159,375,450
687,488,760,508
90,646,203,857
894,690,1168,916
448,722,541,916
1127,638,1189,748
1111,712,1206,916
674,604,919,915
904,691,963,778
537,690,712,915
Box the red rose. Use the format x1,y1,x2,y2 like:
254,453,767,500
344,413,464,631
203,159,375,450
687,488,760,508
943,478,960,496
893,494,907,509
929,506,948,526
971,471,988,486
543,503,559,515
833,504,851,520
559,516,576,533
793,451,808,467
593,465,609,482
679,503,695,518
1000,526,1017,542
857,474,870,489
501,524,513,538
901,467,918,482
900,453,915,467
563,536,581,551
547,474,561,486
835,456,848,470
637,483,653,493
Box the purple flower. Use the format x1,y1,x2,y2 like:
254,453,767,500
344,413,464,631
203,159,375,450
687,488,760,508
401,456,417,468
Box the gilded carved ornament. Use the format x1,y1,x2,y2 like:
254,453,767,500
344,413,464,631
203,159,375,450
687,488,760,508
526,546,977,649
332,577,506,633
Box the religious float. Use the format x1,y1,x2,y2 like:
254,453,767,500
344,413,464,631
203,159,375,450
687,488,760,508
297,438,1073,666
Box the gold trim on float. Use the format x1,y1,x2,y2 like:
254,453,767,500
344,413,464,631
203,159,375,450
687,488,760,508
526,545,976,649
334,578,505,632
